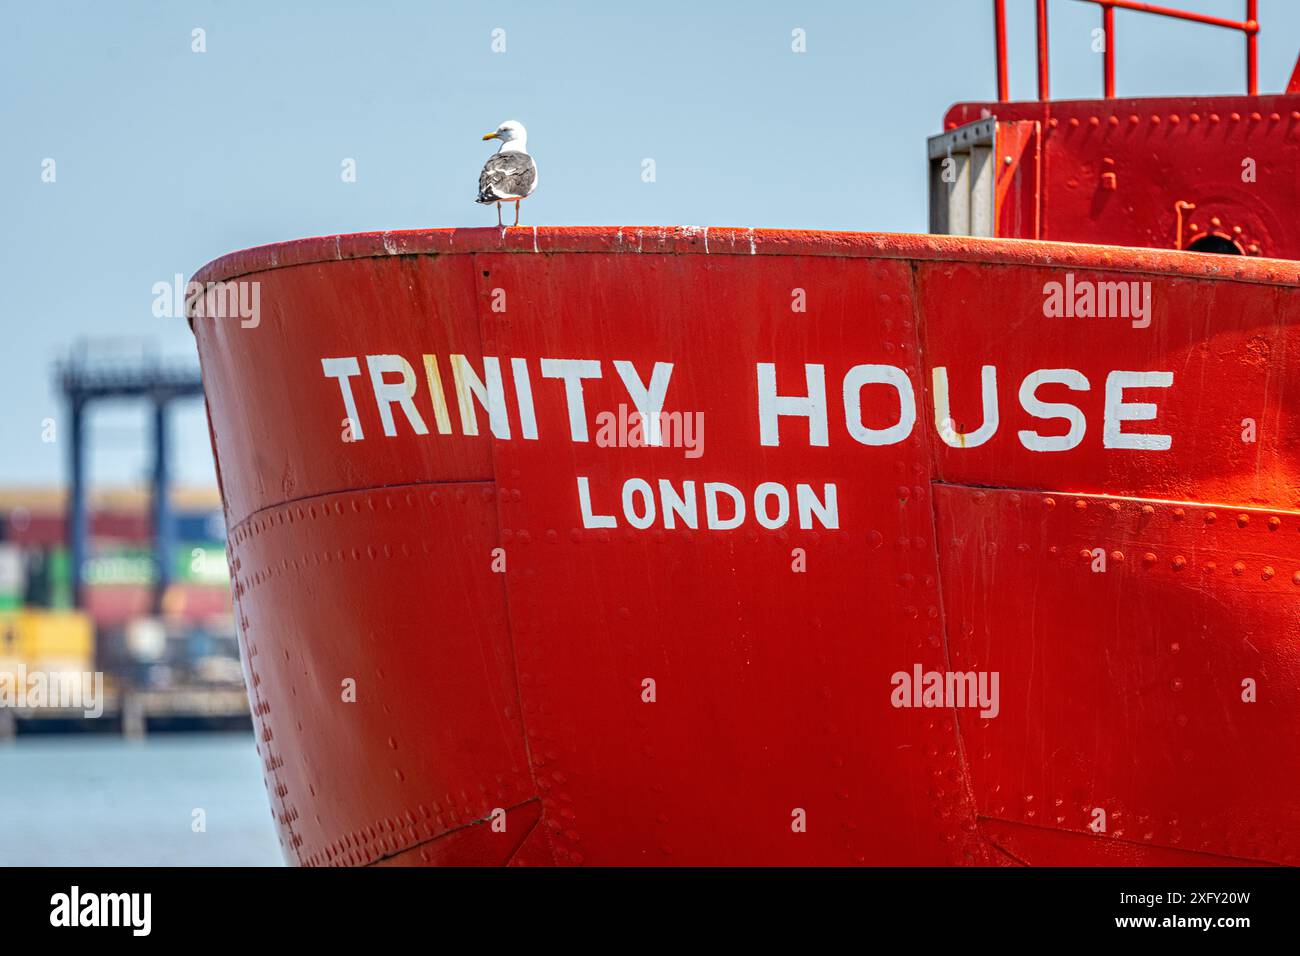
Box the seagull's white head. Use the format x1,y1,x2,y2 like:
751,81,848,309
482,120,527,152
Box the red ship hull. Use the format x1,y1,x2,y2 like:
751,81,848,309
191,227,1300,865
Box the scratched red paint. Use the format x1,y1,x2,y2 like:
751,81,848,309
186,12,1300,867
190,219,1299,865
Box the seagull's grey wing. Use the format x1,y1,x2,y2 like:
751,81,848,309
476,152,537,203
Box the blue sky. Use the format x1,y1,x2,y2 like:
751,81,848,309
2,0,1297,489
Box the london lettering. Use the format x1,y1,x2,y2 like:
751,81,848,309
320,353,1174,531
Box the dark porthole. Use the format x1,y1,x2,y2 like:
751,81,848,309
1187,234,1243,255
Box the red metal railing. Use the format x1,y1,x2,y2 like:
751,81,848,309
993,0,1260,101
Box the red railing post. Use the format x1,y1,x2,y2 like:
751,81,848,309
1246,0,1258,94
1103,3,1115,98
994,0,1009,101
1036,0,1050,100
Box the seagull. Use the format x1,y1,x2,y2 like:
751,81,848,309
477,120,537,227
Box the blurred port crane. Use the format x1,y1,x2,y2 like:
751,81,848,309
56,340,204,612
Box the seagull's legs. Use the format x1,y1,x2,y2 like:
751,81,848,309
513,201,521,227
496,202,502,227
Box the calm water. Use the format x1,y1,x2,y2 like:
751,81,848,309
0,733,282,866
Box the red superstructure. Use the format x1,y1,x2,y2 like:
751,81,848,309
191,3,1300,865
940,0,1298,257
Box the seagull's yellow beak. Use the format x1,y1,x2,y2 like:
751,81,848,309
482,131,499,141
